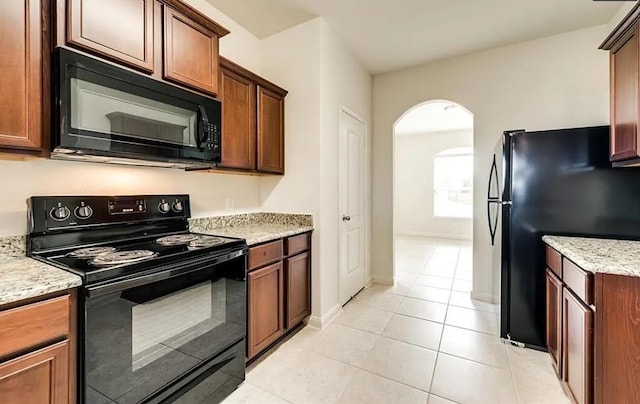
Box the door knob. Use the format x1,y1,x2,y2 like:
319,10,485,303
342,215,351,222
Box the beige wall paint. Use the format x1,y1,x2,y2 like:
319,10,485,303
373,25,610,302
394,129,473,240
260,18,372,322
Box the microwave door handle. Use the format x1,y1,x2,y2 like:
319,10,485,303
196,105,209,150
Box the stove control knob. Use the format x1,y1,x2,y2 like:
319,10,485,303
158,201,171,214
75,205,93,219
50,205,70,221
172,201,183,213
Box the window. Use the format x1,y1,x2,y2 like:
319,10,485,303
433,147,473,218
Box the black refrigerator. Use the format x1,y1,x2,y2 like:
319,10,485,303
488,125,640,349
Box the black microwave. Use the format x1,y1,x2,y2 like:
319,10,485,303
53,48,221,168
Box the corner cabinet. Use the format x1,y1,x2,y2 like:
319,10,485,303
0,291,77,403
0,0,50,153
601,3,640,166
247,232,311,361
219,57,288,174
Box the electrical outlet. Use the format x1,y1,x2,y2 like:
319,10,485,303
225,197,234,210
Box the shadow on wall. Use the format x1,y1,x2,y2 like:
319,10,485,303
393,99,474,241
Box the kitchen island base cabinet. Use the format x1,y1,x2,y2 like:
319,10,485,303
0,341,69,404
247,261,284,359
563,288,592,404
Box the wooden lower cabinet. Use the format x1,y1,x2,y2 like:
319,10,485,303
0,341,69,404
285,251,311,328
247,261,284,359
0,291,76,403
247,232,312,360
563,288,592,404
545,269,563,376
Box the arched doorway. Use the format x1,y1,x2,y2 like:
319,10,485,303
393,99,476,303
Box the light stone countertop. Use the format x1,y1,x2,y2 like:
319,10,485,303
190,212,313,246
0,212,311,305
191,222,314,246
542,235,640,277
0,236,82,306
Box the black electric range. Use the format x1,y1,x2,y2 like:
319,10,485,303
27,194,248,404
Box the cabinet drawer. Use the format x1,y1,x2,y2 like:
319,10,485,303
249,240,283,271
563,258,593,305
546,245,562,277
0,295,70,358
285,233,310,256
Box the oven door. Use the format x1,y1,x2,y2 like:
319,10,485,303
55,48,221,165
83,254,245,404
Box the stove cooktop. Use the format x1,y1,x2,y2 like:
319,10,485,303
34,232,246,284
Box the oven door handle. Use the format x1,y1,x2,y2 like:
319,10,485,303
86,248,247,297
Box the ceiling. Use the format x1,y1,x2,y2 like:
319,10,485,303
395,101,473,135
205,0,623,74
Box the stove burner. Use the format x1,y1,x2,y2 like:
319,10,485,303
90,250,158,267
155,234,199,246
67,246,117,258
188,236,226,248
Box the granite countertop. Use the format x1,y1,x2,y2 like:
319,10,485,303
0,236,82,306
190,213,314,246
542,235,640,277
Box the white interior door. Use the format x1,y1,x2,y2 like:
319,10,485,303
339,107,366,305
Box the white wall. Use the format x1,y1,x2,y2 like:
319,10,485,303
373,25,611,302
260,17,372,322
394,129,473,240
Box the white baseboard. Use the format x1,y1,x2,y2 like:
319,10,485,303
471,290,499,304
307,303,342,329
395,231,472,241
372,275,394,285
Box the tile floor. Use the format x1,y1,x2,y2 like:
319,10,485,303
222,237,570,404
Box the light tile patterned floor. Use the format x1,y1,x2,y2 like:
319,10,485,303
222,237,570,404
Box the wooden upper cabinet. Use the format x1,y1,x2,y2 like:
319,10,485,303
67,0,154,73
163,5,219,96
0,0,48,151
257,86,286,174
219,57,288,174
219,67,256,170
601,4,640,166
610,24,639,162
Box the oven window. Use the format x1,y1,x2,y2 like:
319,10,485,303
70,77,197,147
85,259,245,403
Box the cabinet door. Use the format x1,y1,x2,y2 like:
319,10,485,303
610,24,640,162
257,86,285,174
247,261,284,359
546,269,563,377
285,251,311,329
563,288,593,404
219,68,256,170
163,6,219,96
0,0,47,151
0,340,69,404
68,0,154,72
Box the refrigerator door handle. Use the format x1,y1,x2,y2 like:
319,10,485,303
487,200,499,246
487,155,500,201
